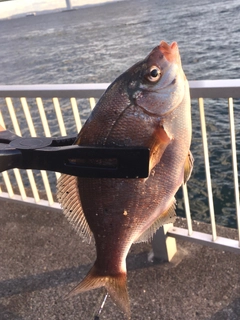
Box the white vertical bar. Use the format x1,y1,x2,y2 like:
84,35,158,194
5,97,40,202
0,110,4,195
182,183,193,235
0,106,27,199
40,171,54,205
0,110,5,128
89,97,96,111
13,169,27,199
5,97,22,135
20,97,54,205
70,97,82,132
26,169,40,202
20,97,37,136
52,97,67,181
55,172,61,180
52,97,67,136
199,98,217,241
228,98,240,246
36,97,51,137
2,171,14,197
36,97,60,182
0,110,5,196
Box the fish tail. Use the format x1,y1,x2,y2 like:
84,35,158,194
66,264,130,318
105,271,130,318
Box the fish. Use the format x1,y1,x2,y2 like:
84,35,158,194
57,40,193,318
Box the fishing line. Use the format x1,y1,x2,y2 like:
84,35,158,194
93,293,109,319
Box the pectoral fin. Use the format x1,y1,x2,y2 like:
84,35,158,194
149,125,171,171
184,150,194,184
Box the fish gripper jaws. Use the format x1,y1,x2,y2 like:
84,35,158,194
0,130,150,178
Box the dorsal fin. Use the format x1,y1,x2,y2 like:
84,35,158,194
184,150,194,184
57,174,92,243
134,199,176,244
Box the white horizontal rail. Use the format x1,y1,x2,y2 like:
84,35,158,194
168,227,240,254
189,79,240,98
0,192,61,210
0,83,109,98
0,79,240,98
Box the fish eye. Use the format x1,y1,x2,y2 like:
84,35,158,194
147,66,161,82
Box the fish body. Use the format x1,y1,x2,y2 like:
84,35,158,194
57,41,193,318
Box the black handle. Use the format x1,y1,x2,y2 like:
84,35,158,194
0,131,150,178
16,145,150,178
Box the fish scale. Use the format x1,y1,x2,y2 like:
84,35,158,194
57,40,193,319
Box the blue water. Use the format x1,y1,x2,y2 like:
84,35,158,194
0,0,239,227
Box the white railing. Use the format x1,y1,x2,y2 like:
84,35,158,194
0,80,239,257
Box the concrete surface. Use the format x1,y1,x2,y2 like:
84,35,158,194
0,199,240,320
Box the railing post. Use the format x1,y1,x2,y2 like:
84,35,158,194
152,223,177,261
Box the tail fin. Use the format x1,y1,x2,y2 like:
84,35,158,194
66,265,130,318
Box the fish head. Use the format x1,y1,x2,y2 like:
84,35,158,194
125,41,188,117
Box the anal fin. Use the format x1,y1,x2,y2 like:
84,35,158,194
134,200,176,244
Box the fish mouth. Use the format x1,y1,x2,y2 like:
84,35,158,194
159,41,177,52
159,41,180,64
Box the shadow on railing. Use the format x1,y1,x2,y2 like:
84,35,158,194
0,80,239,256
